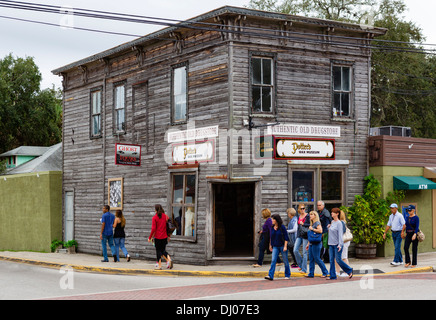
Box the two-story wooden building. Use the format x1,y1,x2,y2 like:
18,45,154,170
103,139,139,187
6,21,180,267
53,6,386,265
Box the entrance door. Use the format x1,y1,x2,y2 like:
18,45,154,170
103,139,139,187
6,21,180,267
213,183,254,257
64,191,74,242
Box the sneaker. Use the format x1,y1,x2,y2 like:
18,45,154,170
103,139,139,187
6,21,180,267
126,255,131,262
390,262,400,266
264,276,273,281
284,277,291,280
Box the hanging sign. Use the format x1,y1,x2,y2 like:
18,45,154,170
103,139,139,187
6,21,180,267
115,143,141,166
274,137,335,160
172,140,215,164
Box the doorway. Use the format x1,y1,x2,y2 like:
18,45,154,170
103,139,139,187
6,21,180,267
213,183,255,257
64,191,74,242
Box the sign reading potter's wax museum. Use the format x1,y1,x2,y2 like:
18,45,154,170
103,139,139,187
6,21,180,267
274,137,335,160
172,140,215,164
115,144,141,166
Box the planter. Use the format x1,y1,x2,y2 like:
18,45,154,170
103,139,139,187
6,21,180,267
66,246,76,254
355,244,377,259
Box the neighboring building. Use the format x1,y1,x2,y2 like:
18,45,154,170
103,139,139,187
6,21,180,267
0,143,62,252
0,146,50,170
369,134,436,256
53,6,386,264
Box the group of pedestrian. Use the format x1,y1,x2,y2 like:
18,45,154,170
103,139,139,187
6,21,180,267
383,203,421,268
100,204,174,269
256,201,354,280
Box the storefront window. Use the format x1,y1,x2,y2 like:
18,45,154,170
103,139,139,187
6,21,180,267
290,168,345,213
170,173,197,238
292,171,315,212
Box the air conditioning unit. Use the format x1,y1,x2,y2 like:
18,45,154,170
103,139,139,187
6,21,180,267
370,126,412,137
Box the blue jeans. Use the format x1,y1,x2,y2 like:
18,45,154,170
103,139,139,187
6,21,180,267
268,246,291,279
101,234,116,261
257,234,281,265
392,231,403,263
293,237,308,273
114,237,129,261
329,245,353,279
308,242,329,277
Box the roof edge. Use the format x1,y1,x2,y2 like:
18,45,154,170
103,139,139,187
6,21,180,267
52,5,388,75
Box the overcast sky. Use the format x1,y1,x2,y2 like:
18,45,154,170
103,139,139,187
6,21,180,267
0,0,434,90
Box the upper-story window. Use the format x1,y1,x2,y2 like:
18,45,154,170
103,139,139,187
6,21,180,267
251,56,274,113
90,89,102,138
172,63,188,124
332,65,352,118
114,83,126,133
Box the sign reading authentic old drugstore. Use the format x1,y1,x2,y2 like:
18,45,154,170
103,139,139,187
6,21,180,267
267,123,341,138
115,144,141,166
168,125,219,143
172,140,215,164
274,137,335,160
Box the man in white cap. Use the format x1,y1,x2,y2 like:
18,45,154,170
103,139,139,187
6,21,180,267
383,203,406,266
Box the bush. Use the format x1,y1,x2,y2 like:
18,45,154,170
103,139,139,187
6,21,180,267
341,175,405,245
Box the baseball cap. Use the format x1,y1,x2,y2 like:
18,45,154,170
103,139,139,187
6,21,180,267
407,205,416,210
390,203,398,208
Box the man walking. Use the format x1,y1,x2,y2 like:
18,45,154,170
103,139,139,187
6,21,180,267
100,205,117,262
317,201,331,263
383,203,405,266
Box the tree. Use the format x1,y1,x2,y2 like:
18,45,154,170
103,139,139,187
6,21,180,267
0,54,62,154
247,0,436,138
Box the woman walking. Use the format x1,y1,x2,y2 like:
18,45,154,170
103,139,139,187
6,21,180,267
265,214,291,281
252,208,281,267
293,203,310,273
305,211,328,278
403,205,420,268
113,210,130,262
327,208,353,280
148,204,173,269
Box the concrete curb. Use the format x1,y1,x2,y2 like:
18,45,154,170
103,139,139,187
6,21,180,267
0,255,433,278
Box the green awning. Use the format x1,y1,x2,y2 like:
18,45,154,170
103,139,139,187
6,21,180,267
393,176,436,190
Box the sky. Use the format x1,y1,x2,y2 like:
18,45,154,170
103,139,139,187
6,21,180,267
0,0,434,90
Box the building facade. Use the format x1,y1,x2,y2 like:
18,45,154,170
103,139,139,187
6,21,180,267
53,6,386,264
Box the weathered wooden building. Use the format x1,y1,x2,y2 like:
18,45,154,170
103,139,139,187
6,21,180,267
53,6,386,265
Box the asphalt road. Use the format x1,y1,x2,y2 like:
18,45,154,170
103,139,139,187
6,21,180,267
2,259,436,302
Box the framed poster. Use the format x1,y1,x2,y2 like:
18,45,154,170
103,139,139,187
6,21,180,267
108,177,123,210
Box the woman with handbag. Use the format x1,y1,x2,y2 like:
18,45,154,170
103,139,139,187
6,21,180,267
293,203,310,273
148,204,173,270
334,210,352,277
327,208,353,280
305,211,329,278
402,205,420,268
265,214,291,281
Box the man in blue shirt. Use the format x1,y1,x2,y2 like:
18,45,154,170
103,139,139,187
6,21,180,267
100,205,117,262
383,203,405,266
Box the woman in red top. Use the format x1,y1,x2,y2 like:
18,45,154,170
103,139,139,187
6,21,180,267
148,204,173,269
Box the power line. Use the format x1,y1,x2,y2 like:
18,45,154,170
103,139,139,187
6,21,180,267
3,0,436,48
1,0,435,56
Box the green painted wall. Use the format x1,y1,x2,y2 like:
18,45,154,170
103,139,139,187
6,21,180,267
0,171,62,252
370,166,435,257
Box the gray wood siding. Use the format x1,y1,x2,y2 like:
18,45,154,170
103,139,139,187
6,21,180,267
60,9,378,264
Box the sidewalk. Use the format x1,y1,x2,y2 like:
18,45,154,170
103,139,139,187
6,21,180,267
0,250,435,278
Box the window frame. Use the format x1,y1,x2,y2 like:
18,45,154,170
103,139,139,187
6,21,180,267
289,166,346,214
90,87,102,139
250,52,276,115
168,168,198,242
331,62,354,119
113,81,127,134
171,62,188,125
